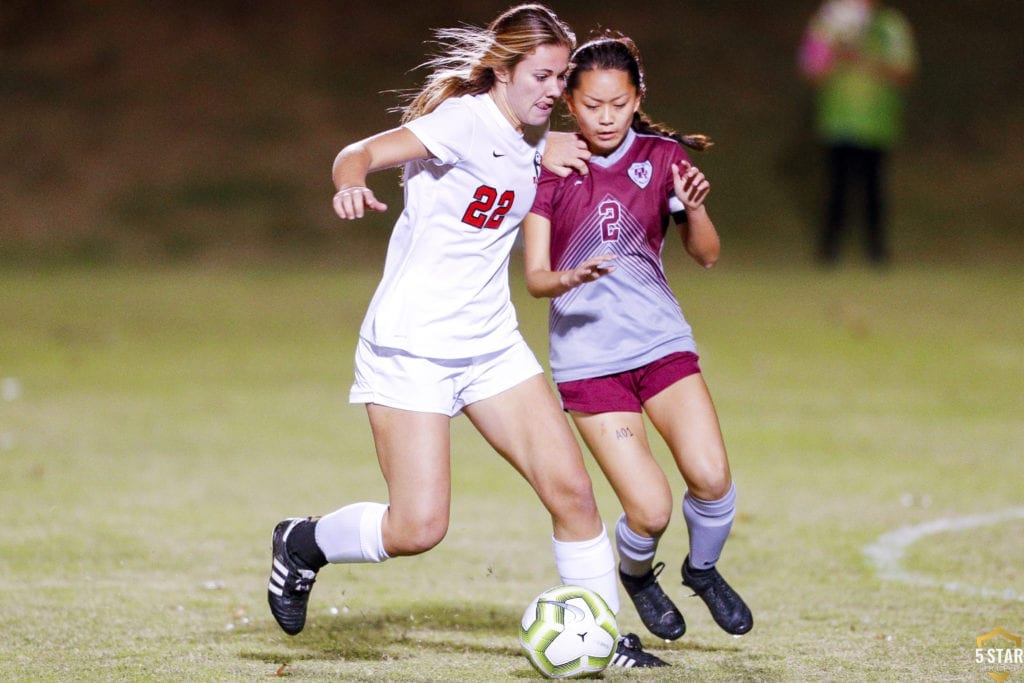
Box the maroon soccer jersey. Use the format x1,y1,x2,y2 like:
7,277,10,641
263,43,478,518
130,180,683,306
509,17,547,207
530,129,697,383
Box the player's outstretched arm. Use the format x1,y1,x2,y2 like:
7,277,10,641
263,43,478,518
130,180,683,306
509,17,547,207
332,127,431,219
522,212,616,297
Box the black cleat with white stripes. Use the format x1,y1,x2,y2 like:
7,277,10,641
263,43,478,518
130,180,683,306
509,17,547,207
267,518,318,635
609,632,669,668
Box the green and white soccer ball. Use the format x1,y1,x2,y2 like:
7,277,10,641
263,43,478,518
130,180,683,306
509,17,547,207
519,585,619,679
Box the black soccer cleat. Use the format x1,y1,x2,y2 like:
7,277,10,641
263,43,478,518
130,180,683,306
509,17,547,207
267,518,319,635
609,632,670,668
681,556,753,635
619,562,686,640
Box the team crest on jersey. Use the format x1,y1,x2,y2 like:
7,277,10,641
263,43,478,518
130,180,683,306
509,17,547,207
628,161,653,189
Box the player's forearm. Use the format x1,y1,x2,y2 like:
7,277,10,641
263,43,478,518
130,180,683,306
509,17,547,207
332,143,373,191
525,269,572,298
682,206,720,268
333,128,428,191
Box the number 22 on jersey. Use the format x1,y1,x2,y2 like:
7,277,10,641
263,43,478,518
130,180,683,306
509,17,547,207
461,185,515,229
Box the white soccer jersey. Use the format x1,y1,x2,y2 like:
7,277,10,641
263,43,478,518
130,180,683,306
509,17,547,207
358,93,546,358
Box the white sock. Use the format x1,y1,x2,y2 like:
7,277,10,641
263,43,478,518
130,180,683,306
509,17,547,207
552,525,620,614
315,502,390,563
615,513,658,577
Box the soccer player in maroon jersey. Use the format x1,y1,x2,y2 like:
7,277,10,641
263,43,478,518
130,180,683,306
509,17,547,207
523,33,753,640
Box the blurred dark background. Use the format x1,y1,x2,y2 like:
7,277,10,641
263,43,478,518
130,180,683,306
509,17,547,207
2,0,1022,266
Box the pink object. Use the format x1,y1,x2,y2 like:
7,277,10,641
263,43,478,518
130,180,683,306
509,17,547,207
800,35,834,77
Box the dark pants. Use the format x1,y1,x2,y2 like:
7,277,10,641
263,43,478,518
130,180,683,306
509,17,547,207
820,143,889,264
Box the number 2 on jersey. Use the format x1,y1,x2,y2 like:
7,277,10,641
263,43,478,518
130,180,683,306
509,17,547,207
599,199,621,241
462,185,515,229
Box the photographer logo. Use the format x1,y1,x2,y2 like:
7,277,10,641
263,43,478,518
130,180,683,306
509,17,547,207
976,627,1023,681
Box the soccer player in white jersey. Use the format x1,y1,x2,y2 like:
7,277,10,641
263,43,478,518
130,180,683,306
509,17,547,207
266,6,666,668
523,34,753,641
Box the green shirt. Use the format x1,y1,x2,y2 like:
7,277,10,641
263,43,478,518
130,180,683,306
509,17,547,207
813,6,917,148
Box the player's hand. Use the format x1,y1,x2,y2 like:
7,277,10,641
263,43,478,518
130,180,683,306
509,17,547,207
559,254,616,290
333,186,388,219
672,162,710,210
542,131,591,178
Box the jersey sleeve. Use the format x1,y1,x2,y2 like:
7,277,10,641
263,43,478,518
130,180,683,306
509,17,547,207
528,167,562,220
402,97,476,166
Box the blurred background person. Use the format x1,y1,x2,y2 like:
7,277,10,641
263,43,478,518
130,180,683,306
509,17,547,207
799,0,917,266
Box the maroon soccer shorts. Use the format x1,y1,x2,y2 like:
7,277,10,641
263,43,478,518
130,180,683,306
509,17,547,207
557,351,701,413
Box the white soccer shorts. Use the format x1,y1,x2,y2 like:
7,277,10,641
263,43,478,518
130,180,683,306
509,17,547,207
349,337,543,417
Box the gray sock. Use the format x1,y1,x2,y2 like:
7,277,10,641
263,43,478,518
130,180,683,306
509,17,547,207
615,513,658,577
683,483,736,570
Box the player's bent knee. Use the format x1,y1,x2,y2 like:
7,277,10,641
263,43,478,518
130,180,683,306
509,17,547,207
625,506,671,539
388,530,447,557
386,517,449,557
553,478,600,513
690,479,732,502
687,468,732,502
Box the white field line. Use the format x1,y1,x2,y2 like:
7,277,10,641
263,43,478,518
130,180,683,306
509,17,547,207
863,507,1024,602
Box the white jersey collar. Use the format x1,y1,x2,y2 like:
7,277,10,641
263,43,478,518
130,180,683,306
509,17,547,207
590,128,637,169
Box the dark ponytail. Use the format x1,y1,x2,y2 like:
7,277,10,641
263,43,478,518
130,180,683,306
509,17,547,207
631,112,713,151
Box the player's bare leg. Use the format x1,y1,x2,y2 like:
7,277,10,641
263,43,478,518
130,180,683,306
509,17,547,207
366,404,453,556
573,410,685,641
463,374,602,542
267,405,451,635
466,375,668,667
645,374,752,635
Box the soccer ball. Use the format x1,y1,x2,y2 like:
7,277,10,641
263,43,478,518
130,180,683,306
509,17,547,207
519,585,619,679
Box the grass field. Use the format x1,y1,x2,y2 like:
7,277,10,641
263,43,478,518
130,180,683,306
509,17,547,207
1,259,1021,681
